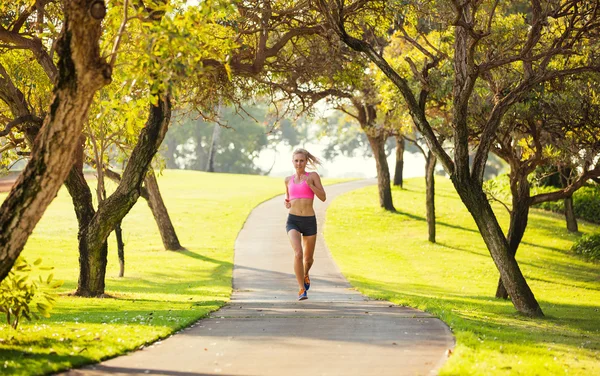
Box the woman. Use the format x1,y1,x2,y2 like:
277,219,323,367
284,148,327,300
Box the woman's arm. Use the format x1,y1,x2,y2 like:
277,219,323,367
307,172,326,202
284,176,291,208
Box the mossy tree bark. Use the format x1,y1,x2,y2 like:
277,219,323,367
0,0,110,282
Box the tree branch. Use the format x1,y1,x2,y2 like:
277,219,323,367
0,115,44,137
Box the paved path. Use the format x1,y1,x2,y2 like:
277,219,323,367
64,179,454,376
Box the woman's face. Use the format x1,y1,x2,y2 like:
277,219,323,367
292,153,307,170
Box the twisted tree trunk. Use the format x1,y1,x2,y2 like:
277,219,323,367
0,0,110,282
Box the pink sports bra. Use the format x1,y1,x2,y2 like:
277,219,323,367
288,173,315,200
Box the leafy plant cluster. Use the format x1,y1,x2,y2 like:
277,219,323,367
570,233,600,263
0,257,62,329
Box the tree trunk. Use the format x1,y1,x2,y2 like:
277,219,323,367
496,173,530,299
0,1,110,282
115,222,125,277
564,196,578,233
62,139,110,296
76,96,172,296
394,136,405,187
144,168,183,250
206,124,220,172
561,168,578,232
105,168,183,251
425,151,437,243
366,132,395,211
452,176,543,317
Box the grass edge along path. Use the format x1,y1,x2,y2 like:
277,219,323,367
0,170,349,375
324,177,600,376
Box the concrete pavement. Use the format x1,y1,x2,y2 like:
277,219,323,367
63,179,454,376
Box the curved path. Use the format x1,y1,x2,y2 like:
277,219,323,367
65,179,454,376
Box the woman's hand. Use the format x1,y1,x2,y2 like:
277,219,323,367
284,198,291,209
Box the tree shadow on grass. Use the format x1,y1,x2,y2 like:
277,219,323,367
434,242,489,259
343,275,600,352
0,349,90,376
391,210,480,235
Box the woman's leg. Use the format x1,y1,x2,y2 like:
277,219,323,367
287,229,305,289
303,235,317,278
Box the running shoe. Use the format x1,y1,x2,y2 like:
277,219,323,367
298,288,308,301
304,275,311,291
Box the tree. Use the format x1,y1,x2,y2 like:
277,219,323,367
0,0,111,282
317,0,600,316
486,75,600,298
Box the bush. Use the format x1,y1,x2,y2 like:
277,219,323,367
571,233,600,262
0,257,63,329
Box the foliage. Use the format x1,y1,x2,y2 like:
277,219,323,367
326,178,600,375
0,257,62,329
571,233,600,263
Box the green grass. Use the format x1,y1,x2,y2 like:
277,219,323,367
325,177,600,376
0,170,348,375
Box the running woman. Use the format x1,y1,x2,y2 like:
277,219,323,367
284,148,326,300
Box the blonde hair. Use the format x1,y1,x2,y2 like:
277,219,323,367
292,148,322,170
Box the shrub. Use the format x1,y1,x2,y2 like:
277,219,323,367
0,257,63,329
571,233,600,262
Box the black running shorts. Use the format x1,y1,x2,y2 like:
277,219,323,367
286,214,317,236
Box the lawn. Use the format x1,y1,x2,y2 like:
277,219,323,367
325,177,600,376
0,170,346,375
